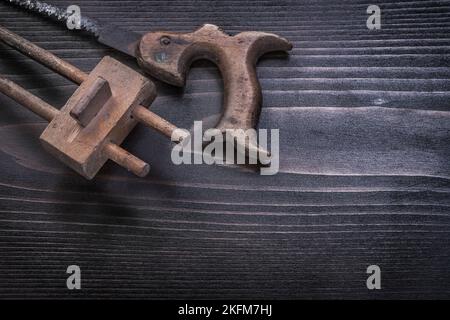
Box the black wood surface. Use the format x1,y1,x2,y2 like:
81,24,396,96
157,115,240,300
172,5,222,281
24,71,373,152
0,0,449,299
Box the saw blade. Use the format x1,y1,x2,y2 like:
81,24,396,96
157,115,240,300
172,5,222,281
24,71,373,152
4,0,142,57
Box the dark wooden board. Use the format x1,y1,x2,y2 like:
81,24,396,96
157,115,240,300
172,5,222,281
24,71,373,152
0,0,449,299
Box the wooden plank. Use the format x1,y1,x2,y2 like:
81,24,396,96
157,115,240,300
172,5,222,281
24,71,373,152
0,0,449,299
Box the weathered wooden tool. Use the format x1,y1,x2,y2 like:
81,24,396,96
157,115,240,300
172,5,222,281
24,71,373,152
5,0,293,158
0,26,185,179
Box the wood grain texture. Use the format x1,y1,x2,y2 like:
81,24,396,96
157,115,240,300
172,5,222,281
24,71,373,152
0,0,449,299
